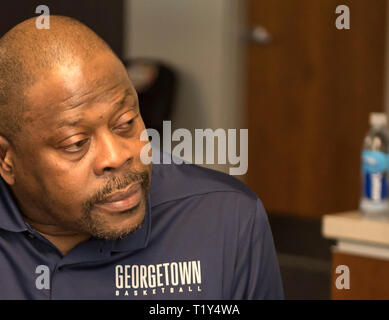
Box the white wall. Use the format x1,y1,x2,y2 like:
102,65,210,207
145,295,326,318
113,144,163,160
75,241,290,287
124,0,246,173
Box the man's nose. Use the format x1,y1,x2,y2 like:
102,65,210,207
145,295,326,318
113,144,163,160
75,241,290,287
93,130,134,176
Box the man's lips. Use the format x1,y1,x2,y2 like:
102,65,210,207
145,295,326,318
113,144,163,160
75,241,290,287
94,182,142,213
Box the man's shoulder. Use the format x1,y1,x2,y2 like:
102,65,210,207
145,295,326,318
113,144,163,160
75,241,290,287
149,157,257,208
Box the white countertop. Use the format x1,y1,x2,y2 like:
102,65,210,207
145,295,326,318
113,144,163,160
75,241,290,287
322,211,389,246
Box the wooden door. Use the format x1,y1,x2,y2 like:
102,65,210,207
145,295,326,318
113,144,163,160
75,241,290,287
246,0,387,218
331,252,389,299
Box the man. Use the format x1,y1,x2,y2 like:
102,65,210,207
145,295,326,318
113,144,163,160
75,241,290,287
0,16,283,299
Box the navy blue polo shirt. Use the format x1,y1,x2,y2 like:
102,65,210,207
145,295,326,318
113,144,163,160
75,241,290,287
0,153,284,300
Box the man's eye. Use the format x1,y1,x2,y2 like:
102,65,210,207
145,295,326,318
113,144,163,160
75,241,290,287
63,139,89,153
116,118,135,130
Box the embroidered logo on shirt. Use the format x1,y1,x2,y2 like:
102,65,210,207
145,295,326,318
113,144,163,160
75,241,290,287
115,260,202,297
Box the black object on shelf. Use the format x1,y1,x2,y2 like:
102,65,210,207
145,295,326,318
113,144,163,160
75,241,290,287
123,58,177,136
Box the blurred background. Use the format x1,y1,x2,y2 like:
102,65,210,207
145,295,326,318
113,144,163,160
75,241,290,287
2,0,389,299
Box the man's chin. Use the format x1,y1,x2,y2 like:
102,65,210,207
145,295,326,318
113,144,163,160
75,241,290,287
82,200,147,240
94,218,144,240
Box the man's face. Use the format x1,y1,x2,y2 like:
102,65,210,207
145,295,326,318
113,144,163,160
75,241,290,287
10,51,152,240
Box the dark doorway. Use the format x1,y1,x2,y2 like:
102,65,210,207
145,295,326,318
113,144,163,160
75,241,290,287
0,1,124,58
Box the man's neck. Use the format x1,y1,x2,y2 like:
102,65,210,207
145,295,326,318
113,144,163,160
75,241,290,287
39,231,91,256
23,216,91,255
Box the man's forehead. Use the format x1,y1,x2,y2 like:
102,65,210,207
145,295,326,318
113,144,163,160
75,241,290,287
28,83,134,128
54,87,135,129
24,54,133,120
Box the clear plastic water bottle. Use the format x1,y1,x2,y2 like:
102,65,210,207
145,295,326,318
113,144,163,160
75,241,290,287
360,112,389,219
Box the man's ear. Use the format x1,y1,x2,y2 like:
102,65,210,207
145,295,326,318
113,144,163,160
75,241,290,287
0,136,15,185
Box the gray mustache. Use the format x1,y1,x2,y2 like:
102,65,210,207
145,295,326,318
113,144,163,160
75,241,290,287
82,171,150,212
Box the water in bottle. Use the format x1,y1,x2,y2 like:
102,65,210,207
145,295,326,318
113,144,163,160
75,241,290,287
360,112,389,219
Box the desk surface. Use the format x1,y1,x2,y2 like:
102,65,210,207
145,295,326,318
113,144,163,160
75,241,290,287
322,211,389,246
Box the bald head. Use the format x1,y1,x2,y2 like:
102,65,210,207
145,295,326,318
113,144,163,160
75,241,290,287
0,15,115,142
